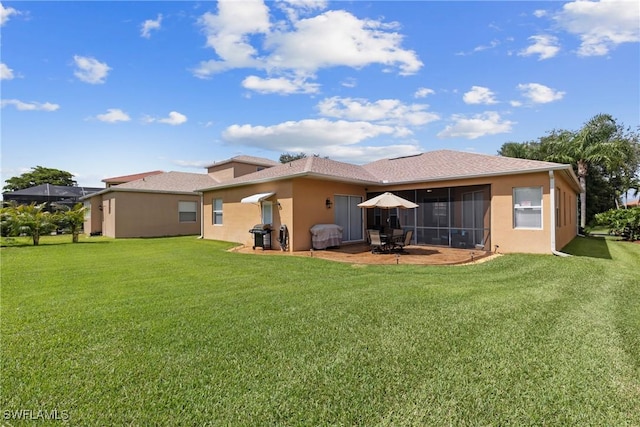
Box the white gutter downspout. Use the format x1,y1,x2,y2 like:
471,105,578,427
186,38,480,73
198,192,204,239
549,170,570,257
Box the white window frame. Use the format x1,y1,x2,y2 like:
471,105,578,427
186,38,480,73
179,201,198,223
513,187,543,229
213,198,223,225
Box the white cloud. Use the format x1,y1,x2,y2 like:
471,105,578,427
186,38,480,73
455,39,501,56
463,86,498,105
222,118,420,162
141,14,162,38
224,119,397,147
148,111,188,125
437,112,514,139
95,108,131,123
533,9,548,18
341,77,357,88
194,2,422,82
317,96,439,126
1,99,60,111
1,63,14,80
73,55,111,84
266,10,422,76
242,75,320,94
276,0,328,22
517,83,565,104
519,35,560,60
414,87,435,98
193,0,271,77
0,2,19,26
555,0,640,56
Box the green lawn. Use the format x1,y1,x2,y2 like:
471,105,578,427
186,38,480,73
1,235,639,425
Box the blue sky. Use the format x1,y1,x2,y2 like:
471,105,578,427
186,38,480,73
2,0,639,188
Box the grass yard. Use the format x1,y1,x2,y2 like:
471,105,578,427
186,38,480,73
1,235,639,425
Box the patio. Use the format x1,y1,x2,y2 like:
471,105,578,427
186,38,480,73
231,243,499,265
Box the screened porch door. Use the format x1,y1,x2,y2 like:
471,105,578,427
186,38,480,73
334,195,363,242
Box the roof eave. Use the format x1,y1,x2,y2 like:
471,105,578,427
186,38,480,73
80,187,202,200
371,165,580,188
197,171,380,192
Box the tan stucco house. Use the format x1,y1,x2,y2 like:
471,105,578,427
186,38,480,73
83,156,279,238
198,150,582,255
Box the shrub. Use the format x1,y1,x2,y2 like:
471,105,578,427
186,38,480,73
594,207,640,241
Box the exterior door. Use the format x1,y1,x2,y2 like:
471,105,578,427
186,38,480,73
334,195,363,242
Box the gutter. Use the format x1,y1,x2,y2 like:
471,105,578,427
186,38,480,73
549,170,571,257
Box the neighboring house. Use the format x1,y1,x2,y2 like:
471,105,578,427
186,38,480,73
83,156,279,238
102,170,164,188
198,150,582,255
2,184,102,209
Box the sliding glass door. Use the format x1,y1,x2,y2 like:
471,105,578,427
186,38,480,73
334,195,363,242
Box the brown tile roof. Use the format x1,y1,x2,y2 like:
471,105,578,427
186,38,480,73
198,150,578,192
363,150,573,183
114,171,217,193
102,170,164,184
198,156,379,191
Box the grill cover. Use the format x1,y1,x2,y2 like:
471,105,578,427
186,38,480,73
310,224,343,249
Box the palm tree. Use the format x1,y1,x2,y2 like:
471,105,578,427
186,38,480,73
547,114,627,228
5,202,56,245
53,203,87,243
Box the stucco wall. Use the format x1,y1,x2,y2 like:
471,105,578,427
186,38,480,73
202,182,292,248
202,178,366,251
553,171,579,251
207,161,267,182
83,195,103,235
96,192,200,238
291,179,367,251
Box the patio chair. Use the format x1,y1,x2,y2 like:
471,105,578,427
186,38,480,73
394,230,413,254
368,230,388,254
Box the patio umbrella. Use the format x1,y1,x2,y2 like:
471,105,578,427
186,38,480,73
357,192,418,209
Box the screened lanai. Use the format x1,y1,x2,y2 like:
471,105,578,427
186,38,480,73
363,184,491,250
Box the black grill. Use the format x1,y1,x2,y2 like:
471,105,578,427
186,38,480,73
249,224,272,250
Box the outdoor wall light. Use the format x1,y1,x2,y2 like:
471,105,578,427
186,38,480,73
325,198,333,208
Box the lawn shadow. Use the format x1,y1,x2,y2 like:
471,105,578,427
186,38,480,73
562,235,612,260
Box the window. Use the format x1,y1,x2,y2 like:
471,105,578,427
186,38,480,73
212,198,223,225
262,201,273,225
179,201,197,222
513,187,542,229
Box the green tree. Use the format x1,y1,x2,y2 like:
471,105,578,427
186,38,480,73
53,203,87,243
545,114,632,228
3,166,77,192
279,153,307,163
498,141,542,160
3,202,56,245
499,114,639,227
